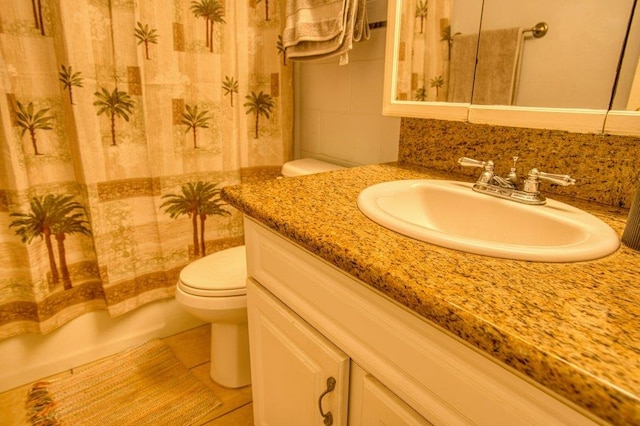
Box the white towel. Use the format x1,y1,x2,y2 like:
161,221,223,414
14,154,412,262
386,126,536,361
351,0,370,43
283,0,370,64
283,0,347,50
473,27,525,105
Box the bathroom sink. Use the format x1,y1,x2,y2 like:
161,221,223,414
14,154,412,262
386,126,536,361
357,179,620,262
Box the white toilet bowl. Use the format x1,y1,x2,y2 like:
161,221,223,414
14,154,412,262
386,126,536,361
175,158,344,388
175,245,249,388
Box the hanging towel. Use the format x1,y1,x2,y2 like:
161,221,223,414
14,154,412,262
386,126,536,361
351,0,370,43
283,0,370,64
473,27,525,105
283,0,348,53
447,33,478,103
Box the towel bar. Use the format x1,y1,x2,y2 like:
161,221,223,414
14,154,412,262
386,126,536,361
369,21,387,30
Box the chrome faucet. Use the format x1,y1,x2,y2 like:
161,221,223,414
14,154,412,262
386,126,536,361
457,156,576,205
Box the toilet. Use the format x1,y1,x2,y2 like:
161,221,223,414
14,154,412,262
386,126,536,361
175,158,344,388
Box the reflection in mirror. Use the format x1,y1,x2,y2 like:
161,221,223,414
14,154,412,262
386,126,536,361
615,79,640,113
474,0,635,109
384,0,640,134
394,0,483,103
611,1,640,111
472,23,548,105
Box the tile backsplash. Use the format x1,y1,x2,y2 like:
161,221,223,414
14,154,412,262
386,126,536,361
398,118,640,208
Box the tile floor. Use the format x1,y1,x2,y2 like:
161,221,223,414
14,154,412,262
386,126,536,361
0,324,254,425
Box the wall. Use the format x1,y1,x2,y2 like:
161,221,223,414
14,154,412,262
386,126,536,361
293,3,400,167
0,298,203,393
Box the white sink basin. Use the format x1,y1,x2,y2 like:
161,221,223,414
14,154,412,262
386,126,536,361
357,179,620,262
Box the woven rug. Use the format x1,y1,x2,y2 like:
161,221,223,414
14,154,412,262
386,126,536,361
25,339,223,426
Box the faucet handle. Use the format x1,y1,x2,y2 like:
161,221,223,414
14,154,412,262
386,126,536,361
536,170,576,186
458,157,493,170
459,157,495,185
523,168,576,195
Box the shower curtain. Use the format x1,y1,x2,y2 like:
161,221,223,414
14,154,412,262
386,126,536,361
0,0,292,340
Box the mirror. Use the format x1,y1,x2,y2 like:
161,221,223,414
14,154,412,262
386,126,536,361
606,1,640,135
475,0,633,110
611,0,640,111
383,0,640,135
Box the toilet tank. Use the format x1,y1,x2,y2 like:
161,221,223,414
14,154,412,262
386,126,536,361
281,158,344,177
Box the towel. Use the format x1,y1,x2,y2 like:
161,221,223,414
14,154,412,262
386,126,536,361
283,0,370,64
283,0,347,51
473,27,525,105
447,33,478,103
351,0,370,43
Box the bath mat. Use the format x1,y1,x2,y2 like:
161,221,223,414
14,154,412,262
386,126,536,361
25,339,222,426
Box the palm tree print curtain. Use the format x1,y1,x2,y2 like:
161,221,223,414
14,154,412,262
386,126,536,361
0,0,292,340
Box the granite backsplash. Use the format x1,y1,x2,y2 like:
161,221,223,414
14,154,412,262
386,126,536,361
398,118,640,208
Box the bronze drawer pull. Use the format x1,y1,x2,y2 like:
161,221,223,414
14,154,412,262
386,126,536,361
318,376,336,425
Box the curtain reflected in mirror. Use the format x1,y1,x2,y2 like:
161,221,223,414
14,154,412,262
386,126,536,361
394,0,483,103
395,0,449,102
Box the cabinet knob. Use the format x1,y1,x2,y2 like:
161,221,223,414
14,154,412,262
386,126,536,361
318,376,336,426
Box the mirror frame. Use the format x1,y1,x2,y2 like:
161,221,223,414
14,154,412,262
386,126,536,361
382,0,638,135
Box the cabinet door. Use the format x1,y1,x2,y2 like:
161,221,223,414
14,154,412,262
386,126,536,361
247,278,350,426
361,374,433,425
349,362,433,425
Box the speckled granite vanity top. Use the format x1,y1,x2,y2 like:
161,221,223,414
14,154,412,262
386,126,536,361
222,162,640,425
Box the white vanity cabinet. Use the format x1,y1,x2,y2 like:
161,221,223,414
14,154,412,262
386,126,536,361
244,217,600,426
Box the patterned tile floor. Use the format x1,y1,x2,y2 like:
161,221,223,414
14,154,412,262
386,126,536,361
0,324,254,425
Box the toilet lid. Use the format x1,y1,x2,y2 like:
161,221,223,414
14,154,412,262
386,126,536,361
178,246,247,297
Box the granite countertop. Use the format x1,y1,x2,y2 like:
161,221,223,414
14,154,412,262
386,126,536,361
222,162,640,425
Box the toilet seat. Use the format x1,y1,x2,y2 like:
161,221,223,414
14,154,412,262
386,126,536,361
178,246,247,297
